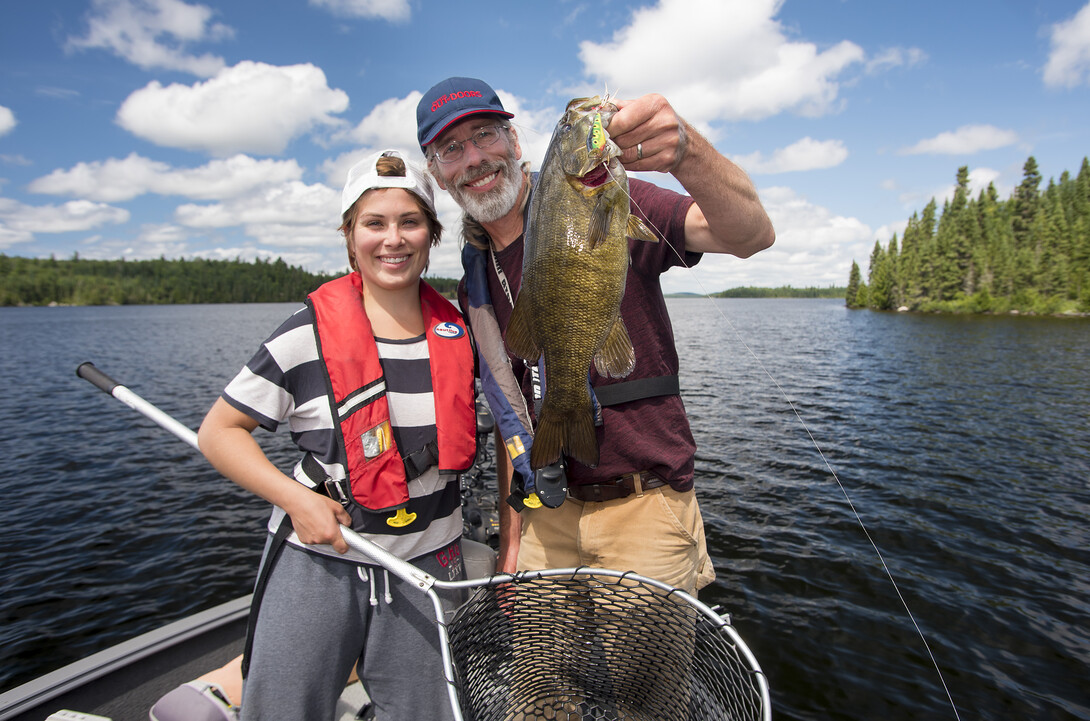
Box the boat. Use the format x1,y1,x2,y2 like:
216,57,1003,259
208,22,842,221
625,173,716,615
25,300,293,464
0,543,500,721
0,365,500,721
0,494,499,721
0,593,253,721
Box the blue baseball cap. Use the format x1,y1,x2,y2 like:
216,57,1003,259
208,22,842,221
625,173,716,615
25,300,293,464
416,77,514,153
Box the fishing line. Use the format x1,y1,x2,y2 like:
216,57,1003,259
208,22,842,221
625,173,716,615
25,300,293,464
607,160,962,721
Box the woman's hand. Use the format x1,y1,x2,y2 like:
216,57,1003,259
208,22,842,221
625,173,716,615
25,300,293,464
282,485,354,553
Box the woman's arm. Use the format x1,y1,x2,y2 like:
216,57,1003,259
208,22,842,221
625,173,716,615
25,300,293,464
198,398,353,553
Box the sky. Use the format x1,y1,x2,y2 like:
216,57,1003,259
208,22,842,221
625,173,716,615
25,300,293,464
1,0,1089,294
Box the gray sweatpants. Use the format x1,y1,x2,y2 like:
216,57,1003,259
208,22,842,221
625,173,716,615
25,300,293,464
240,538,465,721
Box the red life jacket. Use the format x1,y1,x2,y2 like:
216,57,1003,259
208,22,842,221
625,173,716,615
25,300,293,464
307,273,476,513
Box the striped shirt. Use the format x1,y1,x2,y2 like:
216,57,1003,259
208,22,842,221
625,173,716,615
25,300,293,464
222,305,462,563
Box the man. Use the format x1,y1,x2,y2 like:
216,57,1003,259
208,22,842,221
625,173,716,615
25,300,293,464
417,77,774,594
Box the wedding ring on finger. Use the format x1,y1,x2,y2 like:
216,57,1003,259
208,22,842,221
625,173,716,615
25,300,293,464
636,142,644,160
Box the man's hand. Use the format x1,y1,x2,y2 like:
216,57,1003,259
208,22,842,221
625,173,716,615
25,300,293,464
609,94,689,173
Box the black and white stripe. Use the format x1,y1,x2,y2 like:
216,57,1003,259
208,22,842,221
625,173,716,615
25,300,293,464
222,309,461,562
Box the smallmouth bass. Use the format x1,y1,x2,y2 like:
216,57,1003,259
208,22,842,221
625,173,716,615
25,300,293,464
506,96,657,470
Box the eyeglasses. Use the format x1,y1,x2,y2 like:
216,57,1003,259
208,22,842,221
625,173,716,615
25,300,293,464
431,125,508,164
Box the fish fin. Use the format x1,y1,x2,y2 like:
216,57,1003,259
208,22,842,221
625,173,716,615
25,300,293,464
532,405,599,470
588,194,613,249
628,214,659,243
505,297,541,363
593,316,636,378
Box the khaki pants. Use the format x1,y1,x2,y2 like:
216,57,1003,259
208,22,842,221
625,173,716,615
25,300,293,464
517,486,716,594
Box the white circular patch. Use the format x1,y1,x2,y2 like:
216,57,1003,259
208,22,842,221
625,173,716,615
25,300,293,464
433,321,465,339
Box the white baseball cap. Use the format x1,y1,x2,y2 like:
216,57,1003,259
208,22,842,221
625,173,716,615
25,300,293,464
340,149,436,216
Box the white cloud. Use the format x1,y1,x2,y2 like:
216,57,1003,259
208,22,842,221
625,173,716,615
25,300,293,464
327,88,560,182
308,0,410,22
0,225,33,249
1043,2,1090,87
116,61,349,156
0,197,130,248
0,106,15,137
196,245,337,273
934,167,1004,205
335,93,425,157
874,220,909,245
865,47,927,75
732,138,848,174
577,0,863,125
28,153,305,202
35,87,82,100
659,185,874,293
899,125,1018,155
240,221,342,249
894,167,1009,215
174,180,337,228
67,0,232,77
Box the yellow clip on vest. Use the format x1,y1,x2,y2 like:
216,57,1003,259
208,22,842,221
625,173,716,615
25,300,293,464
386,508,417,528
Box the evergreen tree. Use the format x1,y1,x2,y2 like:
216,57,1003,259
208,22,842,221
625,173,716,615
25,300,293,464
887,235,901,307
845,154,1089,314
1011,156,1042,247
1071,159,1090,301
0,255,468,306
917,199,938,300
898,211,923,306
1035,184,1070,298
867,240,894,310
846,261,863,308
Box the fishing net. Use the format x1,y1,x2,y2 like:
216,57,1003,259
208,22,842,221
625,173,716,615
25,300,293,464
446,569,768,721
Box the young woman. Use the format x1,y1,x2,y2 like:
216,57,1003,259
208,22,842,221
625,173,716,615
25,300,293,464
196,149,475,720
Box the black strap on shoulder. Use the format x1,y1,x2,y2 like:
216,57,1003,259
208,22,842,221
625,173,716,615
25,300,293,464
593,374,680,407
241,515,294,679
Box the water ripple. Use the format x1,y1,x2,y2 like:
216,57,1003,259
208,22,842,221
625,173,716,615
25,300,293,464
2,300,1089,720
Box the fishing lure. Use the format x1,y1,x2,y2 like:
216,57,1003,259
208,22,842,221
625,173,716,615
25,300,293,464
587,111,606,153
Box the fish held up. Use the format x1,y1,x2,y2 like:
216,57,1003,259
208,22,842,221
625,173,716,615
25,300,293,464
505,95,658,471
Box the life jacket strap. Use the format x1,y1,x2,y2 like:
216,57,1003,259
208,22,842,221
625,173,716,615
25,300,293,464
402,441,440,481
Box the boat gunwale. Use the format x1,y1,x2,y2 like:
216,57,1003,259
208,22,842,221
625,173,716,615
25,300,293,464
0,595,251,720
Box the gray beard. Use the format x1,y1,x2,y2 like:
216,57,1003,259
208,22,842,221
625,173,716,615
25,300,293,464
447,154,522,224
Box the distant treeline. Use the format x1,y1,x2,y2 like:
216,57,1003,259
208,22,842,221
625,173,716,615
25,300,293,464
715,286,846,299
847,156,1090,314
0,254,461,306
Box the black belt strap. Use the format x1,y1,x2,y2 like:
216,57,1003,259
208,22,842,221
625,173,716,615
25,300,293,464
593,374,679,407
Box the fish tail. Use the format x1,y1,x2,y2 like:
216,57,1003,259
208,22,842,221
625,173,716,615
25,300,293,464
532,406,599,470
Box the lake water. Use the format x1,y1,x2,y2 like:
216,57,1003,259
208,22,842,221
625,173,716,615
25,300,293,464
1,299,1087,720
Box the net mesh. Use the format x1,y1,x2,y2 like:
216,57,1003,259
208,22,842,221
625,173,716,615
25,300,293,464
446,571,766,721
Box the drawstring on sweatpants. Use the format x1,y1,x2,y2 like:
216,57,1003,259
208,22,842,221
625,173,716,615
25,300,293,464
357,565,393,606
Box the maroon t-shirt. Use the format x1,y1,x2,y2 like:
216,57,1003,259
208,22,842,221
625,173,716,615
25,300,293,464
460,178,701,491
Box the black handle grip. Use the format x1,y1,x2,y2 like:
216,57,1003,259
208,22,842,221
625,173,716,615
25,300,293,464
77,362,120,395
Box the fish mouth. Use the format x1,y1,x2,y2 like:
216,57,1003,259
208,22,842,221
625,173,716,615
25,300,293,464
579,162,611,188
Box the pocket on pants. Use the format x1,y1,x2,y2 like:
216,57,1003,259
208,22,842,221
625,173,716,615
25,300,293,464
652,487,700,547
655,487,716,592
